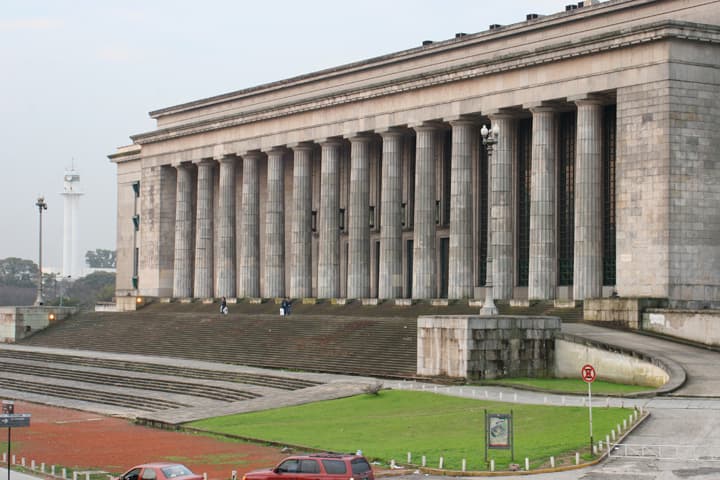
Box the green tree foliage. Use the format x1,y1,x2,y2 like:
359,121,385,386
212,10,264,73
64,271,116,306
0,257,38,287
85,249,116,268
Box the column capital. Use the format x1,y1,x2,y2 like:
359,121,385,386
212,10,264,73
378,127,409,139
195,158,215,166
447,117,479,127
411,121,445,132
319,137,345,148
525,101,561,113
217,154,237,163
242,150,265,160
288,141,315,152
349,134,374,144
267,146,288,157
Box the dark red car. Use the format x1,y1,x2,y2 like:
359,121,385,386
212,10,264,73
117,463,203,480
242,453,374,480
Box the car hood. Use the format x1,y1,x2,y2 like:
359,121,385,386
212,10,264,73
244,468,274,476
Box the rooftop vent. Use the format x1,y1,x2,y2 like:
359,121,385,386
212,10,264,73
526,13,539,20
565,4,577,11
577,1,585,6
422,40,433,46
489,24,502,30
455,32,467,38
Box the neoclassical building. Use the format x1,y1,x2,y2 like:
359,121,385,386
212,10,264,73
110,0,720,308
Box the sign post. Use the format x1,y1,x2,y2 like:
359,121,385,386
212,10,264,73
484,410,514,465
581,364,597,455
1,401,31,480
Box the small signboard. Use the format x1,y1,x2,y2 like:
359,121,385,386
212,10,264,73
484,410,514,462
0,414,31,428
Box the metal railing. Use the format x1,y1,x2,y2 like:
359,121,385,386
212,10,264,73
610,444,720,462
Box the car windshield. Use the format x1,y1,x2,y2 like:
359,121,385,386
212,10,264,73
161,465,193,478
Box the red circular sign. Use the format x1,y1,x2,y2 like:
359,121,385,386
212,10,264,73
581,364,597,383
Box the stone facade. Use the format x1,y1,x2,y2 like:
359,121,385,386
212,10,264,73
417,315,560,379
110,0,720,307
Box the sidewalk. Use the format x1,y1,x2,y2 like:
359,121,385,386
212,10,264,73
0,468,45,480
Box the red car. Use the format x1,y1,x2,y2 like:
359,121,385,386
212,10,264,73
117,463,203,480
243,453,374,480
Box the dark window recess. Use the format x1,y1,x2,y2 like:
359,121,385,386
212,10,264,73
311,210,317,232
132,214,140,231
400,202,407,227
321,460,347,475
603,105,617,286
558,111,576,286
516,119,532,287
339,208,345,231
132,181,140,197
369,205,375,229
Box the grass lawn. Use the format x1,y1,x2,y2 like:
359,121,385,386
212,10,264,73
188,390,633,471
477,378,654,395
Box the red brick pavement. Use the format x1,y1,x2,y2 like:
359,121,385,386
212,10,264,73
6,402,286,480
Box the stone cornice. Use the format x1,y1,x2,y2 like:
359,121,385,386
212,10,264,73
132,20,720,146
148,0,644,120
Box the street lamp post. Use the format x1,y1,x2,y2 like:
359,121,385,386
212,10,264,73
479,124,499,316
35,196,48,306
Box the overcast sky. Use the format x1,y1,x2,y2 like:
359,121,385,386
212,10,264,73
1,0,568,271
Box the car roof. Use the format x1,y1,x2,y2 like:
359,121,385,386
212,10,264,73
134,463,187,468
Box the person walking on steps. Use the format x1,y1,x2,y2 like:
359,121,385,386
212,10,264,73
281,298,291,316
220,297,229,315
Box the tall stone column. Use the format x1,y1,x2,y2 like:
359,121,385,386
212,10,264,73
574,99,604,300
347,136,371,299
239,151,261,298
318,139,342,298
529,107,557,300
490,114,516,300
378,130,403,299
217,155,237,298
173,163,194,298
412,124,438,299
264,147,285,298
193,159,214,298
448,119,474,299
290,144,313,298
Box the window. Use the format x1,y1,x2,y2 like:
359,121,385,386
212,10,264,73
124,469,141,480
132,181,140,197
161,466,192,479
277,460,299,473
321,460,347,475
141,470,156,480
351,459,371,475
300,460,320,474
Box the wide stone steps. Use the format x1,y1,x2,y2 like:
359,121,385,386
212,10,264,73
0,360,259,402
21,307,419,378
0,350,320,390
1,376,189,411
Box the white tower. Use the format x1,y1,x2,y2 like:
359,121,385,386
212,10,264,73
61,168,83,278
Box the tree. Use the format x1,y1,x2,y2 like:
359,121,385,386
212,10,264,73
65,271,116,306
0,257,38,288
85,249,116,268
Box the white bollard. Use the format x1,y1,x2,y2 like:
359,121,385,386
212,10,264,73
461,459,466,472
490,459,495,472
52,465,56,476
525,457,529,471
623,419,627,430
575,452,580,465
1,453,5,463
422,455,426,467
73,472,78,480
21,458,26,467
550,456,555,468
31,460,36,470
390,460,396,469
86,473,91,480
611,429,616,441
599,440,603,451
438,457,444,469
203,473,207,480
593,445,597,455
606,434,611,448
231,471,237,480
62,468,67,479
11,455,15,465
41,462,46,473
407,452,411,464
